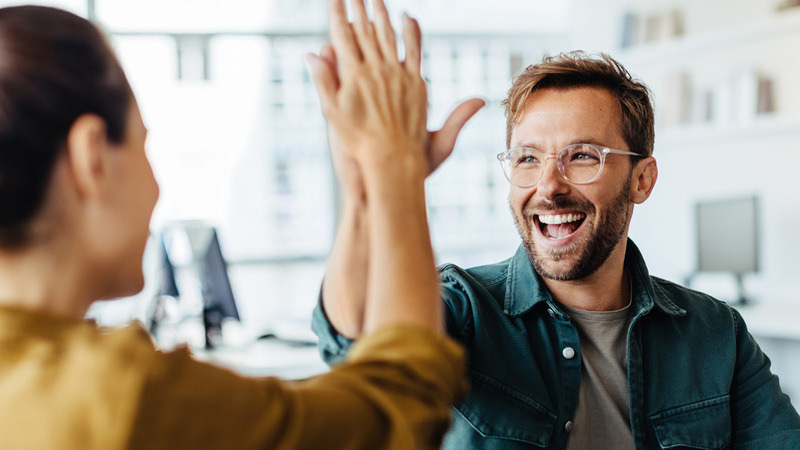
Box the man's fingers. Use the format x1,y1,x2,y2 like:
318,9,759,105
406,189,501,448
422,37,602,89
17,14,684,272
440,98,486,137
401,13,422,74
427,98,486,173
320,43,338,66
348,0,381,60
329,0,361,65
306,53,338,116
319,44,340,89
372,0,398,61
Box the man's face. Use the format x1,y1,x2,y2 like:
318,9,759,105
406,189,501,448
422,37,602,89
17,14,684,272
508,86,634,281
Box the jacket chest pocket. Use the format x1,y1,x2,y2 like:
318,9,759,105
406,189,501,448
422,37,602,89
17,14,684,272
454,370,557,448
650,395,732,449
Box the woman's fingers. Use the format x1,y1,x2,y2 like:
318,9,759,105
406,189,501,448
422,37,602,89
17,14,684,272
348,0,381,61
317,0,430,156
372,0,398,61
330,0,404,64
329,0,361,68
401,13,422,74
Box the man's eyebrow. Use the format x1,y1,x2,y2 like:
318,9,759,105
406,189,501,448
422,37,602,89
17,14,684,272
570,137,611,147
509,143,540,149
511,137,613,150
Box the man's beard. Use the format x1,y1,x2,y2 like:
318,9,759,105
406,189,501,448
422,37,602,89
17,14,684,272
512,176,631,281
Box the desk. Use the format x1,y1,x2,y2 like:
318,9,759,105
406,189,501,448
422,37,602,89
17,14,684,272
187,302,799,405
193,338,329,379
735,301,800,341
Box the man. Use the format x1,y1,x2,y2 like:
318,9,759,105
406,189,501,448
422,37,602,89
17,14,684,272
312,26,800,449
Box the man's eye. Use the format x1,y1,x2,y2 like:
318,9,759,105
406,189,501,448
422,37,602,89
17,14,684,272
569,152,599,162
515,155,538,166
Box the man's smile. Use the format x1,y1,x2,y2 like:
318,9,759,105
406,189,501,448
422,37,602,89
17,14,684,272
535,212,586,241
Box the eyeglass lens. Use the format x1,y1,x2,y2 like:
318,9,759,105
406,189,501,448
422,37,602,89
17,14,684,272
504,145,604,186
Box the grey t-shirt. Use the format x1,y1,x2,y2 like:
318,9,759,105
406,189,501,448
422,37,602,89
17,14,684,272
560,301,634,449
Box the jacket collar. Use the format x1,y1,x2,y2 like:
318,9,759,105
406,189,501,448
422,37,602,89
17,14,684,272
503,238,686,318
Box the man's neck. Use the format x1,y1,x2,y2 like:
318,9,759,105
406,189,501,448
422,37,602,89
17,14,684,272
541,240,630,312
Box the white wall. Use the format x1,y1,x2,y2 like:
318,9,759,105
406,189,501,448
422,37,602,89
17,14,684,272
568,0,800,303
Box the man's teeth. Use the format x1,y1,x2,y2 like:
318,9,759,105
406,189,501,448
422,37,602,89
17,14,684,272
538,213,585,225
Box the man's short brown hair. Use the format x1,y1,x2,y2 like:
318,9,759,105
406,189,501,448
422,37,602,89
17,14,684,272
502,51,654,158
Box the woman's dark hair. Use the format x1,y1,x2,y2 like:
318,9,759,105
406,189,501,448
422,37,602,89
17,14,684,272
0,6,132,248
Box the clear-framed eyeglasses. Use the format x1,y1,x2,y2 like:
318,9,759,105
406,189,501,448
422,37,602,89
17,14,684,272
496,144,642,188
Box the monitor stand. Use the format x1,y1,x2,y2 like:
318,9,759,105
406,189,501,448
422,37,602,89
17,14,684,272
733,273,750,306
203,305,225,349
684,271,752,306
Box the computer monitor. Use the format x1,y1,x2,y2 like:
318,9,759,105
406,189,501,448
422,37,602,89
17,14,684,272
179,224,241,348
148,233,181,335
694,195,760,304
156,233,180,298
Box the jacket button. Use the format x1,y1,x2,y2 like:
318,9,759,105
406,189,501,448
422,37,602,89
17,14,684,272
565,420,573,432
547,308,556,318
562,347,576,359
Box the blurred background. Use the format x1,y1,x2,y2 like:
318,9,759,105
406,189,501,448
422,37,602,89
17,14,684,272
3,0,798,397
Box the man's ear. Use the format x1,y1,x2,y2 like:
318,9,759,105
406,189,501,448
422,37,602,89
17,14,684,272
630,156,657,204
65,114,110,199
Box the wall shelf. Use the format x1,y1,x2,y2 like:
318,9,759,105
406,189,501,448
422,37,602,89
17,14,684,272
619,7,800,65
656,115,800,148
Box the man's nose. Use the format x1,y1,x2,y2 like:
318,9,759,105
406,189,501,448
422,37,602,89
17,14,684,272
535,155,570,199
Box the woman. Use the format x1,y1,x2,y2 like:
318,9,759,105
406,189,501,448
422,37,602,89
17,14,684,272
0,2,473,448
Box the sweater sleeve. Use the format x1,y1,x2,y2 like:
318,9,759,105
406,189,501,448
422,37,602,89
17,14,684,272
127,324,467,450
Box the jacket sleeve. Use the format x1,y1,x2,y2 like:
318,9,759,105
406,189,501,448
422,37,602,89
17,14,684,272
729,308,800,448
311,292,355,366
128,324,467,450
311,272,472,366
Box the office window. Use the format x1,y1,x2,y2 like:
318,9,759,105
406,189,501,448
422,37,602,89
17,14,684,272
0,0,86,14
38,0,568,338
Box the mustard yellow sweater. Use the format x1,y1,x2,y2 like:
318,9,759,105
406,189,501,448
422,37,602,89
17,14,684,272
0,306,466,449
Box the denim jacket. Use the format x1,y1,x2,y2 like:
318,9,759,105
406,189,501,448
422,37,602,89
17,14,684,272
312,240,800,449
